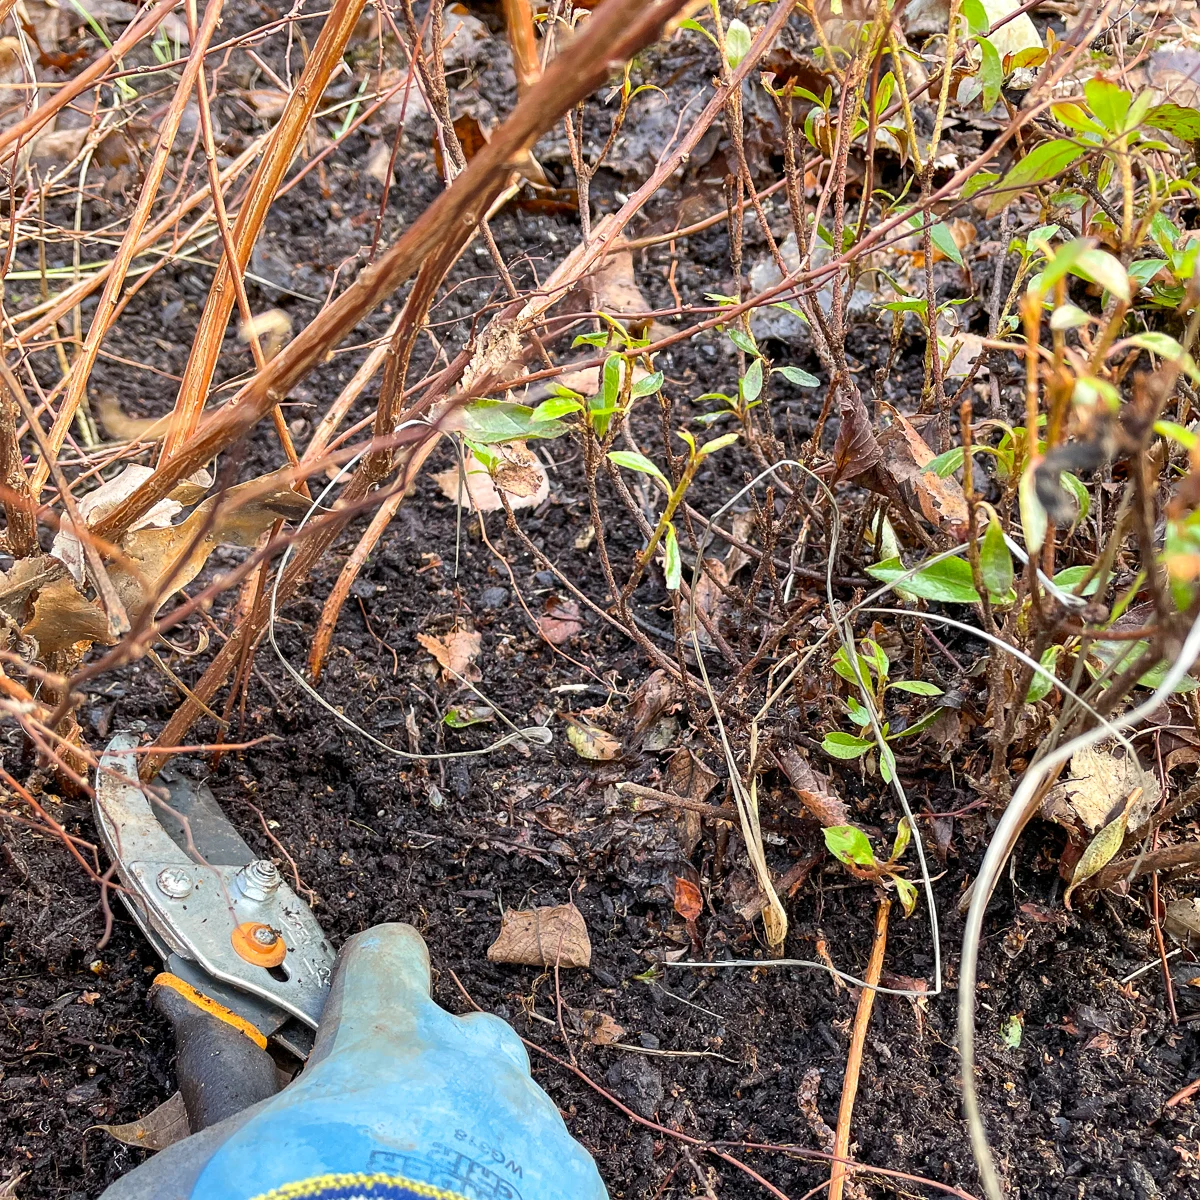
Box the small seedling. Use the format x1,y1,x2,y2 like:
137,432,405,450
823,819,919,916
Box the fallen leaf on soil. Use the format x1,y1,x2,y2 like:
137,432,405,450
88,1090,189,1151
673,876,703,921
417,627,482,683
578,1010,625,1045
774,746,849,827
1165,898,1200,945
627,668,678,735
566,720,620,761
537,596,582,645
1042,743,1160,839
875,406,969,538
487,902,591,968
666,746,719,802
432,445,548,513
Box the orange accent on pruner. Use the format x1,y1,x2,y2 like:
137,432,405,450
231,921,287,967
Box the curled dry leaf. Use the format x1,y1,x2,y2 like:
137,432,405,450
665,746,719,802
774,746,849,827
486,902,592,968
16,472,304,658
578,1010,625,1046
417,626,482,683
94,395,173,442
831,387,884,482
874,406,969,538
626,668,678,736
1042,743,1160,841
432,444,548,513
87,1090,189,1151
1165,898,1200,945
673,876,703,922
566,720,620,761
536,596,582,646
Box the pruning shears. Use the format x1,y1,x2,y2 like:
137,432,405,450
94,733,336,1131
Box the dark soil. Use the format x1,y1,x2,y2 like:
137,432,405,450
3,6,1200,1199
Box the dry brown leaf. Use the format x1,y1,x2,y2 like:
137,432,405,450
775,746,849,827
87,1090,189,1152
536,596,582,646
665,747,719,802
875,406,969,538
1042,743,1160,840
431,446,548,513
589,250,671,340
1165,898,1200,945
627,668,678,736
567,721,620,761
417,627,482,683
831,387,884,482
487,902,592,968
673,876,703,921
578,1010,625,1045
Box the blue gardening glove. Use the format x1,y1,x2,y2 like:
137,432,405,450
103,923,608,1200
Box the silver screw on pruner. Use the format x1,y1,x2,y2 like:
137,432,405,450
236,859,282,902
252,925,279,948
156,867,192,899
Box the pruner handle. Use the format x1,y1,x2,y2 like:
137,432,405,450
151,974,280,1132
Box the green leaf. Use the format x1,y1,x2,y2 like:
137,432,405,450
631,370,664,398
1050,303,1091,330
890,817,912,862
980,516,1014,600
444,705,496,729
821,733,875,762
1085,77,1131,133
889,707,945,739
1018,462,1048,553
1155,419,1198,450
724,18,752,68
823,824,877,867
1001,1014,1024,1049
699,432,739,456
1025,644,1062,702
607,449,668,487
989,140,1087,214
1060,472,1091,525
963,171,1000,199
1051,101,1108,138
1128,258,1168,288
931,220,965,266
602,354,623,407
1053,564,1101,596
961,0,989,34
1144,102,1200,142
866,555,985,604
532,395,583,422
879,742,897,785
458,399,568,443
977,35,1002,113
890,679,944,696
861,638,889,679
775,365,820,387
742,358,763,403
924,446,965,477
572,331,610,348
832,645,874,686
891,874,918,918
678,17,718,48
663,521,682,590
727,328,758,355
1071,248,1131,301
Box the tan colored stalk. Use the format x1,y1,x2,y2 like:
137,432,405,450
503,0,542,93
29,0,228,496
157,0,369,463
829,896,891,1200
308,486,405,680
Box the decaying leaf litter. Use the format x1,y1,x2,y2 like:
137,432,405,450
5,0,1200,1196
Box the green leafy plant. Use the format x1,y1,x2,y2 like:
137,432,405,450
823,820,919,916
821,639,944,781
